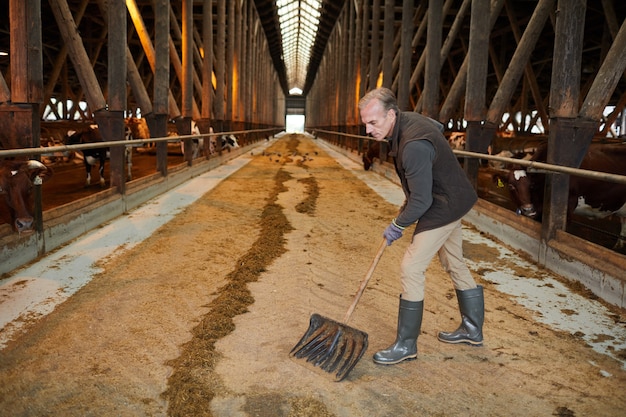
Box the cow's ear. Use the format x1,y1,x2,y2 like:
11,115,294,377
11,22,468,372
26,161,53,183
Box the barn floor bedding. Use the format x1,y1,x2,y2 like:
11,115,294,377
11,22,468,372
0,133,625,416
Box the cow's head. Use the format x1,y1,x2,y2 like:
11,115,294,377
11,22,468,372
0,160,53,234
221,135,239,149
362,142,379,171
505,168,538,218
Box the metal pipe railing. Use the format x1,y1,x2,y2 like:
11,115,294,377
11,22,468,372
0,128,280,159
453,149,626,185
310,128,626,186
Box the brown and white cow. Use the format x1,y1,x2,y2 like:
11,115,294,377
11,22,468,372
503,143,626,250
0,160,53,234
64,125,107,187
64,123,135,185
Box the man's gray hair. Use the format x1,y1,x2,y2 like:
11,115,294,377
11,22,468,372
358,87,399,113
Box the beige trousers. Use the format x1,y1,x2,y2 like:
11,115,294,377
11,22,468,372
400,219,476,302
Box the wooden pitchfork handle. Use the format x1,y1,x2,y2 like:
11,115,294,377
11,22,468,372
342,237,387,324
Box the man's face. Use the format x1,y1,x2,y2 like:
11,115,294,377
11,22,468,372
360,99,396,141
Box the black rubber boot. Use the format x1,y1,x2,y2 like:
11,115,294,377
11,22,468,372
438,285,484,346
373,297,423,365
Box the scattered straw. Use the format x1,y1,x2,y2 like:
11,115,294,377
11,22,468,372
162,166,294,417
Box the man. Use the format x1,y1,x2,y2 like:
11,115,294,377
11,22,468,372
358,87,483,365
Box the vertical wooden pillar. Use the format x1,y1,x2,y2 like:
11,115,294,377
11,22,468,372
199,0,214,154
225,0,235,131
397,0,413,111
353,0,362,129
346,0,355,128
248,19,257,128
9,0,43,107
239,1,248,130
359,0,369,100
244,7,253,129
340,11,350,129
382,0,394,88
180,0,194,165
463,0,491,188
7,0,43,237
181,0,193,119
234,1,241,129
201,0,213,121
7,0,43,150
215,0,226,132
541,0,588,246
369,0,381,90
153,0,170,176
423,0,442,119
99,0,127,193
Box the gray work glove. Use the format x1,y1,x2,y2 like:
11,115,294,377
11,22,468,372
383,219,405,246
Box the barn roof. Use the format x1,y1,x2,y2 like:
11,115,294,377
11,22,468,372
0,1,625,118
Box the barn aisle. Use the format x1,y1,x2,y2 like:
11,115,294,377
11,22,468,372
0,134,624,416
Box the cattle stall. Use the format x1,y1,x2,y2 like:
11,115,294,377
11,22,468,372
316,134,626,309
0,127,277,275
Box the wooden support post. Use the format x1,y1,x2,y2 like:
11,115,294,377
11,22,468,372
215,0,226,128
542,118,596,243
464,0,491,188
396,0,412,110
153,0,169,176
382,0,394,88
369,0,381,90
202,0,213,122
542,0,588,243
226,0,235,125
423,0,442,119
439,0,505,123
104,0,127,193
181,0,194,122
359,0,369,96
8,0,43,238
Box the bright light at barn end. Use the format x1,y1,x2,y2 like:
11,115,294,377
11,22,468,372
277,0,322,93
286,115,305,133
289,87,303,95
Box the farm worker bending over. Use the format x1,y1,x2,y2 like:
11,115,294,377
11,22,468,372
358,87,484,365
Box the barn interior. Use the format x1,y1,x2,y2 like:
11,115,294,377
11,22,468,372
0,0,625,295
0,2,624,262
1,2,626,415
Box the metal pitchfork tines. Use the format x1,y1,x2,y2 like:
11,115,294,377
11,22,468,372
290,238,387,381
